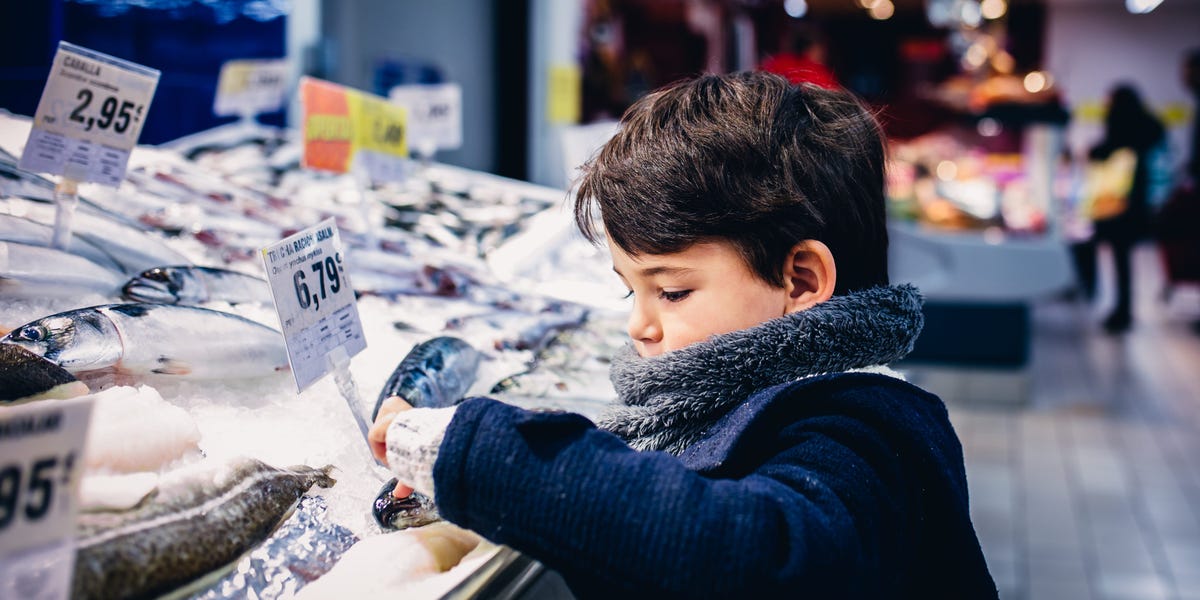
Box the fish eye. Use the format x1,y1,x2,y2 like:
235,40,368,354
144,268,171,283
18,325,47,342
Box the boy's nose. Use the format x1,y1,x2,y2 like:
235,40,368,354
627,302,662,348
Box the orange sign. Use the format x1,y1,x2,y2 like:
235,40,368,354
300,78,354,173
299,77,409,179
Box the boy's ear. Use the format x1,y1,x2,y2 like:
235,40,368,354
782,240,836,313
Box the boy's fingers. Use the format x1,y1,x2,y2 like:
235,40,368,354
367,396,415,464
369,438,387,464
392,481,415,499
378,395,414,416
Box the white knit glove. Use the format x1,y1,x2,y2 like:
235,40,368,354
385,406,457,498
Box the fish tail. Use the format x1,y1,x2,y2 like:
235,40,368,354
285,463,337,488
316,463,336,487
314,464,337,488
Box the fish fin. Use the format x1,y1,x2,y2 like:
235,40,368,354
152,358,193,376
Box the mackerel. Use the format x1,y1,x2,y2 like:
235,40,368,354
0,241,125,299
372,336,480,530
1,303,288,382
0,213,125,273
122,265,272,305
372,336,482,419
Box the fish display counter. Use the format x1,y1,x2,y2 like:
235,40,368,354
0,110,627,599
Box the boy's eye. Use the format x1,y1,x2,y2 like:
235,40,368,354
660,290,691,302
622,290,634,300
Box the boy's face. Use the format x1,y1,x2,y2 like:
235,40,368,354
610,240,792,357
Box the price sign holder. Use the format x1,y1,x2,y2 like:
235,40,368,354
300,77,410,250
0,396,95,600
213,58,289,124
19,41,159,251
261,219,370,441
388,82,463,163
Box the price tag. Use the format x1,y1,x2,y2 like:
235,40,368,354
213,58,289,118
0,397,94,600
300,77,408,182
19,41,159,186
388,83,463,153
261,219,367,392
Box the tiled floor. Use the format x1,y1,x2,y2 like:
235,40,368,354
936,245,1200,599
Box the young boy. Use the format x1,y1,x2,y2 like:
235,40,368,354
369,72,997,597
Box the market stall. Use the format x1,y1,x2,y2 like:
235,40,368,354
0,107,624,598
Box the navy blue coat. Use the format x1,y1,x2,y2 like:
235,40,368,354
433,372,997,598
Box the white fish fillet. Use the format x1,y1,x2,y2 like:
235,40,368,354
294,522,487,599
84,385,202,473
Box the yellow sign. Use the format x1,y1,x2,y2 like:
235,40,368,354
350,91,408,157
547,64,581,125
214,58,289,117
299,77,408,180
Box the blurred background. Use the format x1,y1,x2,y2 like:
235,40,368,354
2,1,1200,598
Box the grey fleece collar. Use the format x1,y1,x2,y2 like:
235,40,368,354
597,284,924,455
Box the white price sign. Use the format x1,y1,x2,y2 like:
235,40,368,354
388,83,462,153
213,58,290,118
0,397,94,600
261,219,367,392
19,42,159,186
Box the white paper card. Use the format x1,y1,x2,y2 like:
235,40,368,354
261,219,367,391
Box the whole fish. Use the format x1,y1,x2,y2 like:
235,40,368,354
0,158,144,229
371,336,481,531
0,213,125,273
0,343,89,402
122,265,272,305
188,496,359,600
72,457,335,600
1,195,191,273
1,241,126,299
371,336,482,419
1,303,288,382
446,301,590,353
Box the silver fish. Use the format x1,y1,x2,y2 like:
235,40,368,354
371,336,481,419
1,196,191,273
0,241,125,299
1,303,288,382
0,213,125,273
122,265,272,305
72,457,335,600
446,301,589,353
371,336,480,531
0,158,144,229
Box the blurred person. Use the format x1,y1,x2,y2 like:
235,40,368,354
1186,48,1200,185
759,25,839,90
1188,48,1200,335
369,73,996,598
1157,48,1200,334
1079,84,1166,333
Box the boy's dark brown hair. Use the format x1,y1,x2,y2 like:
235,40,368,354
574,71,889,295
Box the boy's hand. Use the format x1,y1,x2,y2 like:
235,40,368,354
369,395,416,499
369,395,412,464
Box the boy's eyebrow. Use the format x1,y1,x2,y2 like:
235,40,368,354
615,265,696,278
